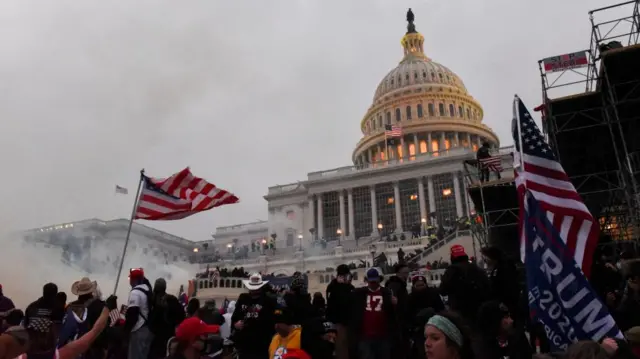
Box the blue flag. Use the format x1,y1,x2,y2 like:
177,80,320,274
524,192,622,351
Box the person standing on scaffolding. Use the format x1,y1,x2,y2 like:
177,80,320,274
476,142,501,182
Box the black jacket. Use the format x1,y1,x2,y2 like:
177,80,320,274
440,261,491,323
385,276,409,318
283,292,315,325
325,280,354,325
488,261,521,315
474,332,532,359
349,286,398,340
407,287,445,318
230,292,277,354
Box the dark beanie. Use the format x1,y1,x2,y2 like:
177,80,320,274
336,264,350,276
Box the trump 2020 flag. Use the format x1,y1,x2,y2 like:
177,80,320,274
524,191,622,351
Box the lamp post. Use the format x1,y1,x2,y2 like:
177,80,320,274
193,247,199,253
261,239,267,255
336,228,343,246
377,223,383,239
369,244,377,268
421,218,427,236
297,234,303,251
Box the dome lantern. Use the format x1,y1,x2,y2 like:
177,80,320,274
401,9,426,60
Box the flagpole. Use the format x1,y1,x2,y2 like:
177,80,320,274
514,95,526,175
113,169,145,295
384,132,390,164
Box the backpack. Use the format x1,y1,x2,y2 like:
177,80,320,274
131,287,154,328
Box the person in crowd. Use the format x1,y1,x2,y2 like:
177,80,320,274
407,275,445,318
0,285,15,332
302,317,338,359
198,300,225,326
409,308,435,359
23,282,66,359
310,293,325,318
350,268,397,359
481,246,521,319
384,263,410,358
614,259,640,331
1,310,24,334
625,326,640,357
124,268,154,359
149,278,186,359
440,245,491,324
57,277,106,359
475,300,531,359
231,273,277,359
186,299,200,318
55,293,67,312
268,308,302,358
477,141,498,182
325,264,354,359
424,311,474,359
564,340,612,359
219,301,235,341
283,273,313,324
165,317,223,359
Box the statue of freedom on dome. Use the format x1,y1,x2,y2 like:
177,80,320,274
406,8,417,33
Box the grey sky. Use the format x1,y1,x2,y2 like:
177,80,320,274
0,0,613,240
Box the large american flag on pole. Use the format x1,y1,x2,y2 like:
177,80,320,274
134,168,239,221
512,96,599,277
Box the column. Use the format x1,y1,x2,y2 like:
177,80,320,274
417,177,427,221
377,144,383,162
393,181,403,232
308,196,315,234
338,190,346,243
476,136,482,147
370,186,378,235
427,176,436,220
413,133,419,158
347,189,356,240
466,133,472,148
367,148,373,164
453,173,464,218
427,132,432,153
455,132,460,147
400,137,405,161
440,132,446,152
317,194,324,239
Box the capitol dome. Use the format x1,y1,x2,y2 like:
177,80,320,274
353,10,499,165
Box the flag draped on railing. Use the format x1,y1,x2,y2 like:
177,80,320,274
512,96,599,277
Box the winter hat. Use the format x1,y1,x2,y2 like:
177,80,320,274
450,245,467,259
336,264,350,276
274,307,295,325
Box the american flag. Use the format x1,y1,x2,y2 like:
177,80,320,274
384,124,402,137
478,156,503,172
512,96,599,277
134,168,239,221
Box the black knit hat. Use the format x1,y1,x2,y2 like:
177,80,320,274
274,307,295,325
336,264,350,276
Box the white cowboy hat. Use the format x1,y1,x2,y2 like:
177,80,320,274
242,273,268,290
71,277,97,296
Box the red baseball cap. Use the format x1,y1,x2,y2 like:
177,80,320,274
282,349,312,359
175,317,220,342
450,245,467,259
129,268,145,279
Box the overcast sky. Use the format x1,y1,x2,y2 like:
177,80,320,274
0,0,622,240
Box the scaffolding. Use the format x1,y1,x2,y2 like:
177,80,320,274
462,156,519,257
538,0,640,242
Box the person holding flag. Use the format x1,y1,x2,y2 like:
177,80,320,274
512,95,623,351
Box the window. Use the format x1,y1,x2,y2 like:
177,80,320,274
397,144,403,159
395,108,401,122
406,106,412,120
431,72,436,80
417,104,424,118
458,106,463,118
466,108,471,119
422,71,427,79
449,104,455,117
405,73,409,81
378,115,382,127
428,104,435,116
386,112,391,124
438,104,445,116
414,72,418,80
419,140,428,153
375,183,396,234
431,139,439,154
409,143,416,159
399,179,420,230
352,186,372,240
445,138,451,150
439,73,443,81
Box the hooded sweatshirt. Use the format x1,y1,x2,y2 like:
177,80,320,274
219,301,236,341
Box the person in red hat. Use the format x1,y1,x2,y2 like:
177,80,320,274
439,244,491,324
124,268,154,359
165,317,222,359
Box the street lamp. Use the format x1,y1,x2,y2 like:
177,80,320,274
421,218,427,236
297,234,303,251
377,223,383,238
261,238,267,254
369,244,377,268
336,228,343,246
193,247,199,253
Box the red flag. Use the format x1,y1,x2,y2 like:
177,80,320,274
134,168,239,221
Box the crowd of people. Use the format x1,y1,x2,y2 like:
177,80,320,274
1,243,640,359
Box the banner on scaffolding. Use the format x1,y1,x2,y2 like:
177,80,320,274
542,50,589,73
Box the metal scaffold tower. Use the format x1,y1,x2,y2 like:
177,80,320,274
539,0,640,242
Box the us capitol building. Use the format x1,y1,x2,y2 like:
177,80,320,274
198,11,512,275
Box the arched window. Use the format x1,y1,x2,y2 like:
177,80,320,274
431,72,436,80
419,140,428,153
431,139,439,156
466,108,471,119
422,71,427,79
378,115,383,127
386,112,391,124
438,104,445,116
438,73,443,81
417,104,424,118
428,104,435,116
397,144,403,159
449,104,455,117
408,143,416,159
406,106,412,120
371,120,376,130
395,108,401,122
458,106,463,118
